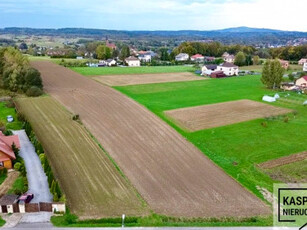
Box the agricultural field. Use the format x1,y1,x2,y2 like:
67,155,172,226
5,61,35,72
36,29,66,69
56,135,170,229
71,65,195,76
30,61,270,218
240,64,302,73
165,99,292,131
93,72,204,86
115,75,307,199
15,96,148,219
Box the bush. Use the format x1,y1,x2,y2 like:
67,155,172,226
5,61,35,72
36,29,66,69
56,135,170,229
0,168,7,176
26,86,43,97
64,213,78,224
17,112,26,122
5,100,15,108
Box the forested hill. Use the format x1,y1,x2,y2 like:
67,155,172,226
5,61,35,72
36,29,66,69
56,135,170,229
1,26,306,45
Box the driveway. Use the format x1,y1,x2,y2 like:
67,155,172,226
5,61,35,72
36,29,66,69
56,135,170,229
12,130,52,203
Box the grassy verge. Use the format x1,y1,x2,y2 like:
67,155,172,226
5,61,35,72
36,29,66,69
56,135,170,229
51,213,272,227
71,65,195,76
0,101,23,130
115,75,307,199
0,216,5,226
7,175,27,195
0,174,7,185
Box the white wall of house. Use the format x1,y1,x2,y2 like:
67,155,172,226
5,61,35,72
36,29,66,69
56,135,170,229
303,63,307,71
218,66,239,76
127,60,140,67
139,55,151,62
175,53,189,61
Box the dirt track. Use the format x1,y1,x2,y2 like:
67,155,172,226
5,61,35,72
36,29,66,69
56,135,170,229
0,171,19,197
93,72,204,86
31,61,270,218
258,151,307,169
165,99,292,131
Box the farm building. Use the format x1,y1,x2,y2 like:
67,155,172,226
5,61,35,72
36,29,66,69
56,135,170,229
125,56,141,67
0,131,20,169
296,76,307,88
191,54,204,62
298,58,307,65
175,53,189,61
211,71,226,78
279,60,289,69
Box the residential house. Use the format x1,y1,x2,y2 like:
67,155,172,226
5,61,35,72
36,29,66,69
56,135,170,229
280,82,297,91
190,54,204,62
204,56,215,63
99,59,117,67
201,64,217,76
279,60,289,69
222,52,229,59
125,56,141,67
295,76,307,88
218,62,239,76
298,58,307,65
224,54,235,63
138,53,151,62
304,63,307,72
175,53,189,61
0,131,20,169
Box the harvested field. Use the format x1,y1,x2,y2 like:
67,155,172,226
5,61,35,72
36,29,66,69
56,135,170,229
258,151,307,169
30,61,270,218
92,72,204,86
15,97,148,219
165,99,292,131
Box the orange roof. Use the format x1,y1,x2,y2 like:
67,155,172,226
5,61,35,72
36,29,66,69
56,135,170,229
0,131,19,160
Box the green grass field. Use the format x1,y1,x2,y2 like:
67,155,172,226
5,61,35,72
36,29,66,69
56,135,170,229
71,66,195,76
0,102,23,130
240,64,302,74
115,75,307,199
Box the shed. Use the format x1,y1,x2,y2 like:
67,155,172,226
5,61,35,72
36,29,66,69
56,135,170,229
0,194,18,213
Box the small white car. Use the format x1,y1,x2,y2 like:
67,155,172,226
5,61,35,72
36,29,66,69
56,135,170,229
6,115,14,123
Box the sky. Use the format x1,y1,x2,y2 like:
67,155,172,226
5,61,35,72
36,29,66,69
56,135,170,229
0,0,306,31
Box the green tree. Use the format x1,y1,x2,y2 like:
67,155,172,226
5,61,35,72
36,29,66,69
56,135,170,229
234,51,246,66
96,45,111,60
120,45,130,60
261,59,284,89
159,48,169,61
253,55,260,65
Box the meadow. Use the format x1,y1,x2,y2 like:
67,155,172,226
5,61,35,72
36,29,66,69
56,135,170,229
0,101,23,130
115,75,307,199
71,65,195,76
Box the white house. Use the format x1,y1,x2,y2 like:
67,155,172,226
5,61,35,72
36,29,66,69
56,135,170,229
125,56,141,67
298,58,307,65
303,63,307,72
175,53,189,61
201,64,218,75
105,59,117,66
217,62,239,76
224,54,235,63
138,54,152,62
295,76,307,88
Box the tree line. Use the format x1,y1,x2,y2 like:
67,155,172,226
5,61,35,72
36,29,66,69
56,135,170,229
0,47,43,96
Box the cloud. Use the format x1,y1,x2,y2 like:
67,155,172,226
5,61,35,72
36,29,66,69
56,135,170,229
0,0,306,31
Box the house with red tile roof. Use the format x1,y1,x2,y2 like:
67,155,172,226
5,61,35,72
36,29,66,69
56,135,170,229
0,131,20,169
191,54,204,62
295,76,307,88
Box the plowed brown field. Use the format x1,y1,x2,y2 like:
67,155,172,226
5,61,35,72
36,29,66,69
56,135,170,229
31,61,270,218
165,99,292,131
15,97,148,219
258,151,307,169
93,72,204,86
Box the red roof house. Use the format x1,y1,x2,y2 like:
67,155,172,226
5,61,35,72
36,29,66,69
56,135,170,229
191,54,204,61
0,131,20,169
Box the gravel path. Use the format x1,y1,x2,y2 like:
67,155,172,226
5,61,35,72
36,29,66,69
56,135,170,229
12,130,52,203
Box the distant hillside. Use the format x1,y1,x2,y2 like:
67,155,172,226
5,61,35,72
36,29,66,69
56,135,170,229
1,27,306,45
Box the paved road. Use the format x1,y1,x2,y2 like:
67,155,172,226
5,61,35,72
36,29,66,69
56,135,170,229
13,130,53,203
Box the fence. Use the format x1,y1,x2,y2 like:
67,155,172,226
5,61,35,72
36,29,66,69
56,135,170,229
0,202,65,214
